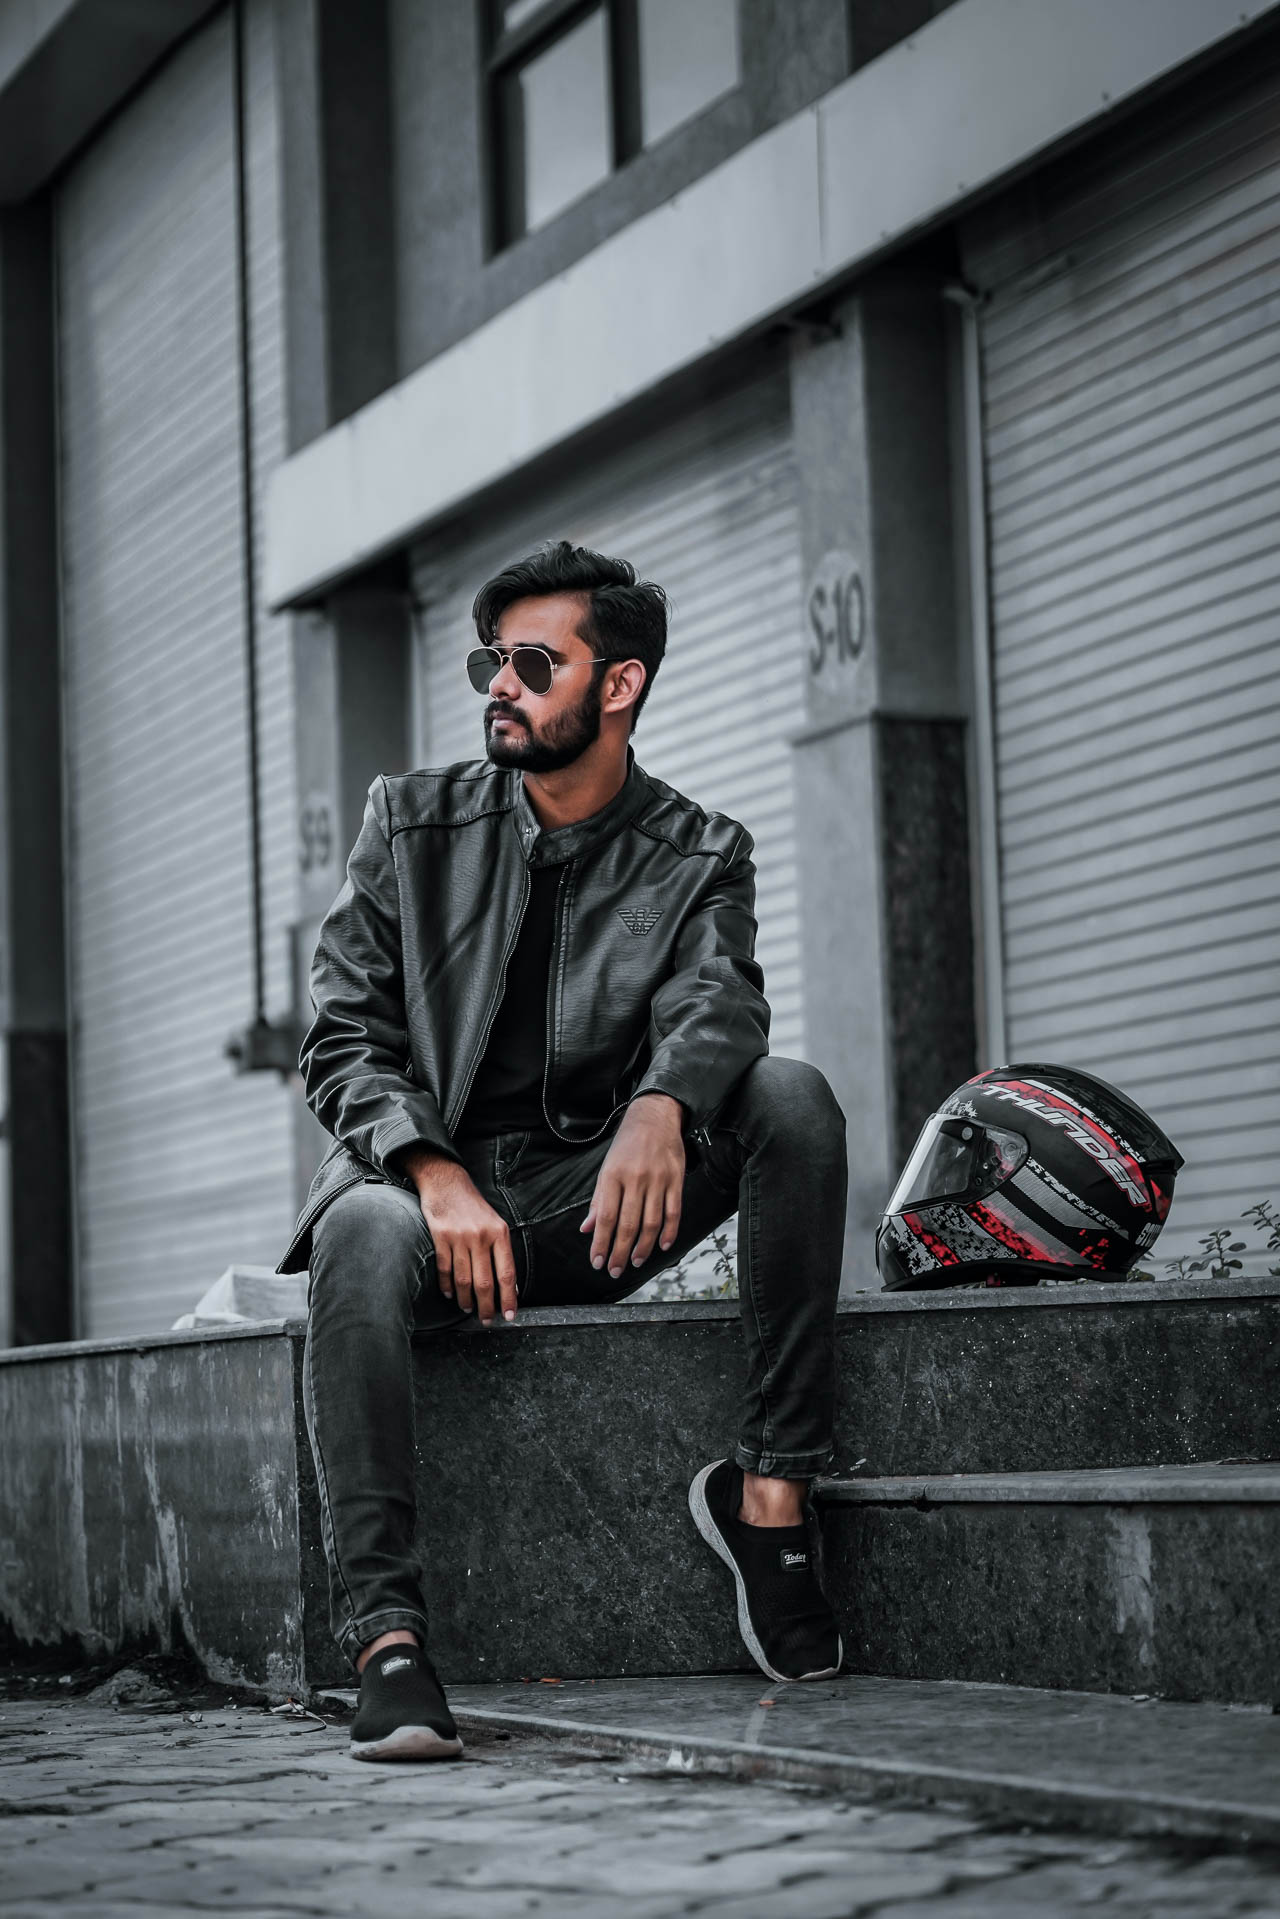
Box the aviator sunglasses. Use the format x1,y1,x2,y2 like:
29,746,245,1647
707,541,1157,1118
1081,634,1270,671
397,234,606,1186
466,643,611,698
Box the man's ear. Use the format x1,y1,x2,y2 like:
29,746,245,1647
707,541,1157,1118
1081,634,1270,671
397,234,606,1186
606,658,646,718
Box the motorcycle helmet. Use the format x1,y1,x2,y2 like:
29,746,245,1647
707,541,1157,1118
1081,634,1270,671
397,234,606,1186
876,1063,1184,1290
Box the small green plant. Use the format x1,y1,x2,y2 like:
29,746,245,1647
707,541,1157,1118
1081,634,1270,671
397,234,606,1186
644,1224,738,1301
708,1226,738,1297
1163,1203,1276,1281
1241,1200,1280,1277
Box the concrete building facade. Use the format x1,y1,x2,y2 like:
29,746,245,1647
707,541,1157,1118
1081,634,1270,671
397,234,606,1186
1,0,1278,1340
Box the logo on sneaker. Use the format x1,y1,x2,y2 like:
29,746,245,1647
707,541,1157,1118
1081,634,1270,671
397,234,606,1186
780,1549,808,1573
379,1655,415,1676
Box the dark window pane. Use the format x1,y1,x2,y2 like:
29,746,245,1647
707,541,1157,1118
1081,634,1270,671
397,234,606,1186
637,0,739,146
516,7,611,231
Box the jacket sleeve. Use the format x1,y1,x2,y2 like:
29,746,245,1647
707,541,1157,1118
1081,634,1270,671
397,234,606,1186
630,827,770,1130
299,779,461,1173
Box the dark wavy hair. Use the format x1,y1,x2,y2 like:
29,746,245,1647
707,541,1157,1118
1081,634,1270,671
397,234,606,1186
472,540,668,734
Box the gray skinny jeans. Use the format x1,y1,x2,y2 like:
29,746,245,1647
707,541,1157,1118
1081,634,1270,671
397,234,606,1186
303,1053,847,1667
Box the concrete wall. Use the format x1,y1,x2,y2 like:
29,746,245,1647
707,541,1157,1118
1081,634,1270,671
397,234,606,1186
267,0,1280,608
388,0,851,376
0,1327,307,1690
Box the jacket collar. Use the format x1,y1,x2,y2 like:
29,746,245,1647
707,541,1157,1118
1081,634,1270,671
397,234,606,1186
511,745,649,867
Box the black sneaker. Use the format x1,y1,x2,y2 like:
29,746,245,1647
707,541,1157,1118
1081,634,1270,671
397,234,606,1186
349,1644,463,1762
689,1458,843,1683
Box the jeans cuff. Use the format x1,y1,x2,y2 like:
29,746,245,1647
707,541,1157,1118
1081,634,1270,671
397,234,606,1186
339,1607,432,1671
734,1443,833,1479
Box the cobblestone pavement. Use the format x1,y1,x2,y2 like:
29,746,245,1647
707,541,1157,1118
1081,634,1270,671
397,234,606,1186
2,1681,1280,1916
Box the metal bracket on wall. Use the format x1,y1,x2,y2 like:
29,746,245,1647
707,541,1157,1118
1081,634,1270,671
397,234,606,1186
225,1015,305,1081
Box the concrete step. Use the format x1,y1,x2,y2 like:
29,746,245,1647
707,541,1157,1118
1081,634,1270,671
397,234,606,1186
836,1274,1280,1478
817,1462,1280,1706
339,1276,1280,1690
3,1276,1279,1695
371,1672,1280,1847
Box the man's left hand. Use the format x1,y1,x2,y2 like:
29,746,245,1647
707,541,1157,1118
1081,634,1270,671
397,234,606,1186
580,1094,685,1279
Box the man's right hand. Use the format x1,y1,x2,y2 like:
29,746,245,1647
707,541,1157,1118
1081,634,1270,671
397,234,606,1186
395,1148,518,1326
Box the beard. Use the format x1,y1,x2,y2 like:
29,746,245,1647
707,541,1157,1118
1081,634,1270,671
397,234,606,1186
484,670,604,772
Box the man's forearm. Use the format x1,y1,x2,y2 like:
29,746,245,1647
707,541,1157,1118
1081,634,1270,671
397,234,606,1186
393,1142,462,1192
395,1096,682,1188
627,1091,685,1127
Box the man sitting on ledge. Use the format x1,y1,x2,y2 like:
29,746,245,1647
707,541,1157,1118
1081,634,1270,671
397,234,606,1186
278,541,849,1761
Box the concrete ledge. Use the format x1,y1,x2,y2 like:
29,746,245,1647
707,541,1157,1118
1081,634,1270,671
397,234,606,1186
842,1274,1280,1313
816,1462,1280,1504
4,1280,1279,1692
0,1328,307,1693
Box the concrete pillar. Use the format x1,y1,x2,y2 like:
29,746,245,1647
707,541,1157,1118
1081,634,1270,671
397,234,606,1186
273,0,405,1207
788,267,977,1290
274,0,397,447
0,203,73,1344
288,582,410,1209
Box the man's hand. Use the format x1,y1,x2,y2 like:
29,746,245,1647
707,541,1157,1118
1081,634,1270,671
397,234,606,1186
579,1094,685,1279
397,1147,518,1326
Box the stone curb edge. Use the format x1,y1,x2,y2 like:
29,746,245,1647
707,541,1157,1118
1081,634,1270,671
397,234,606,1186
447,1705,1280,1849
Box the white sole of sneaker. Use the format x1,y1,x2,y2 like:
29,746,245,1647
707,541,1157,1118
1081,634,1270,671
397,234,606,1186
688,1460,844,1686
350,1726,464,1763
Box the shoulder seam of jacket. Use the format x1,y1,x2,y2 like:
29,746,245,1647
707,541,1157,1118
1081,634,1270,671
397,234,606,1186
386,799,513,838
632,816,738,864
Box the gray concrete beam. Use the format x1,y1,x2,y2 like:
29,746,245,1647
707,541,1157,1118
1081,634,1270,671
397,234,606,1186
0,0,219,204
265,0,1280,607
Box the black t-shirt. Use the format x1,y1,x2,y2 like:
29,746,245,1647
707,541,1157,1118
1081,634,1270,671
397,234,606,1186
455,863,562,1140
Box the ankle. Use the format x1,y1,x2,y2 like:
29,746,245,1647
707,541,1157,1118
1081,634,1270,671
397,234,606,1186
737,1470,807,1527
355,1629,419,1675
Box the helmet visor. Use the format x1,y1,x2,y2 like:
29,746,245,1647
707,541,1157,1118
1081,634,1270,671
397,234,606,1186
886,1115,1029,1216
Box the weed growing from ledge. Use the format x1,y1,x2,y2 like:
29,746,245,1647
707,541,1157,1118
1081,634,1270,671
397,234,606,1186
644,1226,738,1301
1242,1199,1280,1275
1160,1199,1280,1282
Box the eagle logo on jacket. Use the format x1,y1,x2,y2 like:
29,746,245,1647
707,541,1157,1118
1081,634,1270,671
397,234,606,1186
617,904,662,936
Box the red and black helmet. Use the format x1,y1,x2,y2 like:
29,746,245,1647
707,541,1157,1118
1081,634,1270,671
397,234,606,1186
876,1063,1184,1291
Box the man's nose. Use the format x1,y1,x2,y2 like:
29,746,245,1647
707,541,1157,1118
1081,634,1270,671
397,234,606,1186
489,654,523,698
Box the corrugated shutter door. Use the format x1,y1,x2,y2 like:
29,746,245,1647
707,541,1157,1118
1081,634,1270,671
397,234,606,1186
410,364,806,1055
58,1,296,1335
969,65,1280,1268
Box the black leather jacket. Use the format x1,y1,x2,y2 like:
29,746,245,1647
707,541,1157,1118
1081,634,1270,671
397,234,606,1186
278,745,770,1271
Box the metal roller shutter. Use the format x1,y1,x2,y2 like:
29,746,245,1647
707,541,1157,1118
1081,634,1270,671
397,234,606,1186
966,61,1280,1270
410,363,806,1057
58,2,295,1335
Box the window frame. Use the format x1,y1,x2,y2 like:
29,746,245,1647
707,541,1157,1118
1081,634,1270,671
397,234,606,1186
483,0,731,252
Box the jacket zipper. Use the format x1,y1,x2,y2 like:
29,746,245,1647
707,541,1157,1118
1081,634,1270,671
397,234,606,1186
540,864,607,1145
539,859,660,1148
446,862,532,1131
